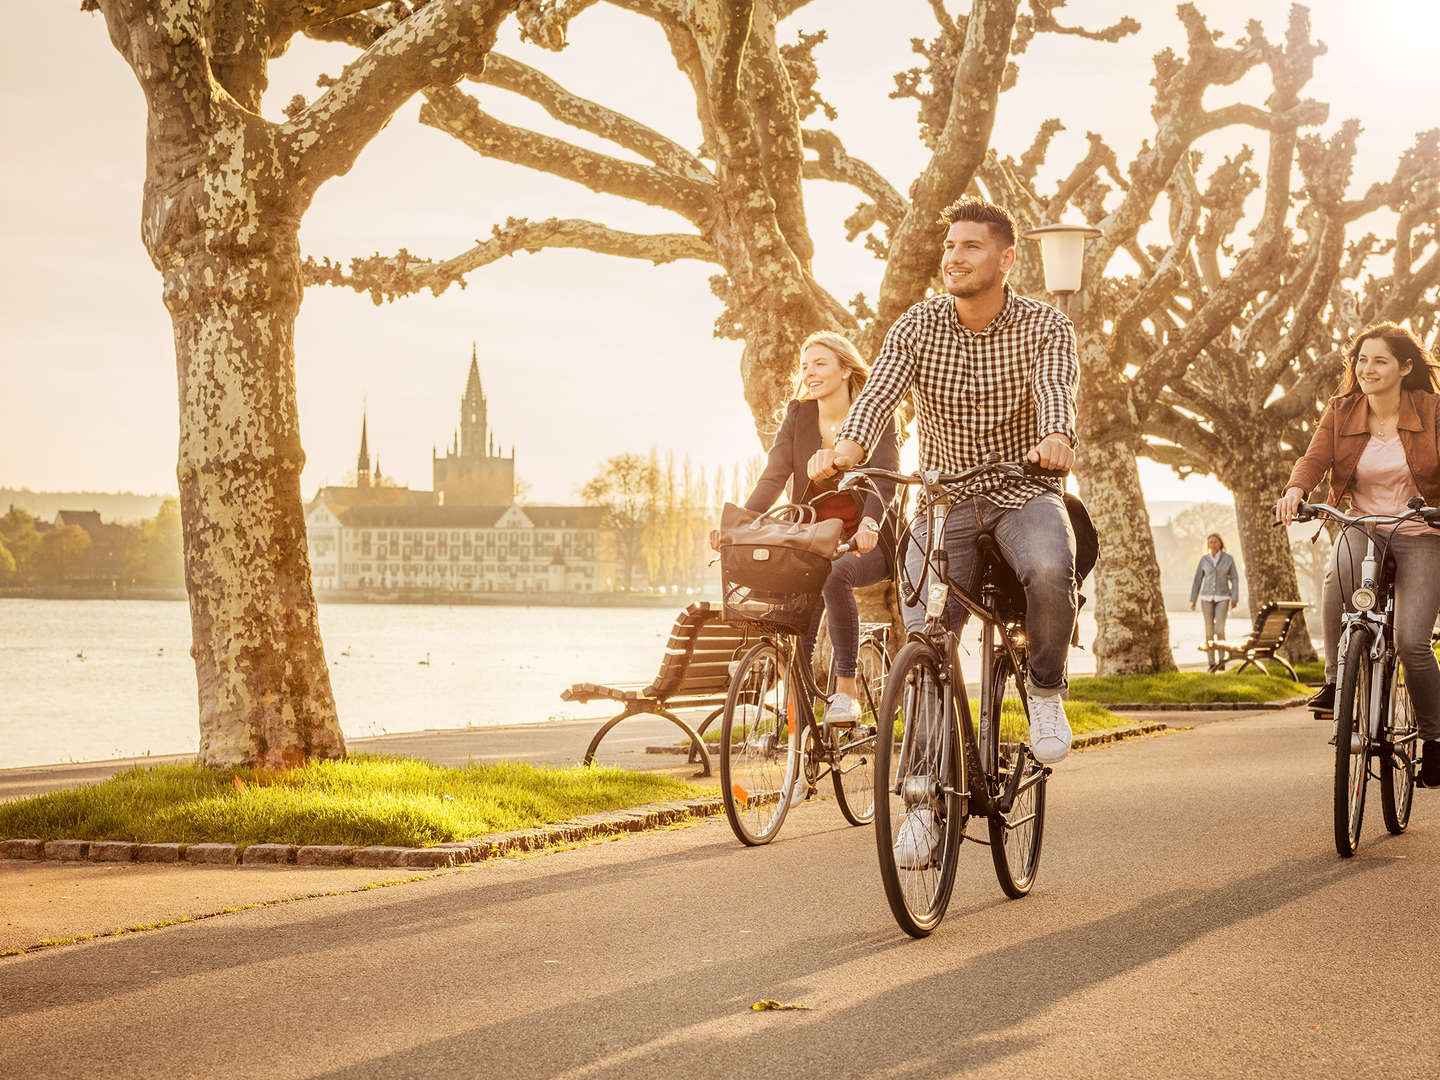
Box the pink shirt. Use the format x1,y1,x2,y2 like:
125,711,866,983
1351,435,1427,535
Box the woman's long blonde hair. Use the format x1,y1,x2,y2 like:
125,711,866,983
792,331,870,402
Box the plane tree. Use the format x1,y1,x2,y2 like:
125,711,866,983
971,6,1330,671
300,0,1135,641
81,0,523,766
1141,126,1440,661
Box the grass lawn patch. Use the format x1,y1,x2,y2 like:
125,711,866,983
1067,669,1307,705
0,755,701,849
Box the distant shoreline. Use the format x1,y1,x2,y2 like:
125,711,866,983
0,586,706,609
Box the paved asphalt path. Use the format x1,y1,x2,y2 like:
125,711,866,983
3,709,1437,1079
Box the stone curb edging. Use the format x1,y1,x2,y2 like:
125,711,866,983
0,797,724,870
1097,696,1309,712
645,720,1172,758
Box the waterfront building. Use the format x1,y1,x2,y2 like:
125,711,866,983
305,345,612,595
306,502,609,593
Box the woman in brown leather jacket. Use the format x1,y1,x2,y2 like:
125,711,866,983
1275,322,1440,786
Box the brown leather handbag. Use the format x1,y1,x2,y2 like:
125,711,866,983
718,502,843,633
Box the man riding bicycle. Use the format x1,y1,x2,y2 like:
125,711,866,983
809,196,1080,785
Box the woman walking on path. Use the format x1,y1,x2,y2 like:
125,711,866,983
1191,534,1239,671
1275,322,1440,787
716,331,900,727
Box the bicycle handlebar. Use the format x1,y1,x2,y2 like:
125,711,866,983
1282,500,1440,530
836,459,1067,495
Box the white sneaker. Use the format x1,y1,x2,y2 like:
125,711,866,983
1028,694,1072,764
892,806,941,870
825,692,860,726
788,770,809,806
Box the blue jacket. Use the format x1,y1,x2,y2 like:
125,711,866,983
1190,550,1239,604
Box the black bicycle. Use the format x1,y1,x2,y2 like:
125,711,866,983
838,460,1090,936
1290,499,1435,856
718,509,891,846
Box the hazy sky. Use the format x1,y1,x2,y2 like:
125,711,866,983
3,1,1434,506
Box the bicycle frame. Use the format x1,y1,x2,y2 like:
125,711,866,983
843,462,1053,820
1299,501,1433,771
739,622,886,782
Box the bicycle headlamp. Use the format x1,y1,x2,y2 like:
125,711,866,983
1351,586,1377,611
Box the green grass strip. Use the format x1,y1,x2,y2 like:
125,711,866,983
1066,669,1308,704
0,754,700,849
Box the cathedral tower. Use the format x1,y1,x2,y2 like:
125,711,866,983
432,343,515,507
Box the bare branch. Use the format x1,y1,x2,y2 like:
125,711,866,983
419,84,714,223
474,53,711,181
515,0,600,50
802,129,908,227
303,217,718,302
1027,0,1139,44
269,1,383,45
281,0,520,197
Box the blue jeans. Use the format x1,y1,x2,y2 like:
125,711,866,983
803,543,890,679
903,492,1076,696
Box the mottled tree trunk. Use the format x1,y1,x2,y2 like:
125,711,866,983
1227,461,1318,664
95,0,518,766
1075,336,1175,674
157,186,344,768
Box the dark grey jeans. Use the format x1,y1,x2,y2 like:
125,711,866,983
903,491,1077,696
1323,528,1440,740
802,543,890,679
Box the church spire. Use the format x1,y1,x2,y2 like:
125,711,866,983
356,409,371,489
461,342,486,460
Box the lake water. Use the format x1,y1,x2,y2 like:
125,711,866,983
0,598,1240,770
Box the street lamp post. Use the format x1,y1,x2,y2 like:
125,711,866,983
1022,222,1101,318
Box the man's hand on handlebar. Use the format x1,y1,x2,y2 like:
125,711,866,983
1027,432,1074,473
808,437,865,482
1275,487,1305,526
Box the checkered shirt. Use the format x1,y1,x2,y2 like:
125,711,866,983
838,287,1078,509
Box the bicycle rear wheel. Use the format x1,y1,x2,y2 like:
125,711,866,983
1381,663,1416,835
720,641,800,846
1334,630,1373,857
984,650,1046,898
832,638,888,825
873,640,963,937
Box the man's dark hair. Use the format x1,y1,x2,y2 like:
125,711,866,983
937,196,1016,247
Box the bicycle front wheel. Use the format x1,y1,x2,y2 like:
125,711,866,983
720,641,800,846
1381,663,1416,835
984,652,1046,898
832,638,888,826
1334,630,1373,857
873,640,963,937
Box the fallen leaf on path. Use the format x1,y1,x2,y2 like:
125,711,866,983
751,1000,809,1011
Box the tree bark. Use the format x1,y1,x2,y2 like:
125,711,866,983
1225,459,1318,664
1075,334,1175,674
94,0,519,765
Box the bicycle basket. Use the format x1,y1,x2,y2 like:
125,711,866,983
721,579,826,634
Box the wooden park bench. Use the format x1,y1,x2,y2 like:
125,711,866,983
562,602,747,777
1198,600,1308,680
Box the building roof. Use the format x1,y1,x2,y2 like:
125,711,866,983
55,510,103,528
309,486,431,512
333,504,601,529
521,506,605,529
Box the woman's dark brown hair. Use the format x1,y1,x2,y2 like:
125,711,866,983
1335,322,1440,396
